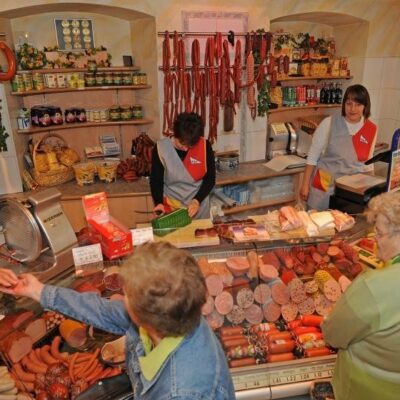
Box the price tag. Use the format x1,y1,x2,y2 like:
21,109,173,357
72,244,103,266
131,227,154,246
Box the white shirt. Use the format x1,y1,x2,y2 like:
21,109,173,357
306,116,375,172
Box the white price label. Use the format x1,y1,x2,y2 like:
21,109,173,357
72,244,103,266
131,227,154,246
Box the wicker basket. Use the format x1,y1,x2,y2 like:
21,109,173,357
31,133,75,187
297,115,328,134
151,208,192,237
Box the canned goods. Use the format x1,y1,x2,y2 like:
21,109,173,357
139,73,147,85
12,75,24,92
86,109,93,122
104,72,113,85
45,73,57,89
93,110,101,123
122,72,132,85
112,73,122,86
77,79,85,89
56,73,67,88
99,109,108,122
132,72,140,86
132,105,143,119
84,73,96,87
32,73,45,91
95,72,105,86
109,105,121,121
120,105,133,120
21,72,33,91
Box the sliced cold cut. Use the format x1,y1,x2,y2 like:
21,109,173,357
0,331,32,363
297,297,316,315
263,300,281,322
201,295,215,316
253,284,271,304
259,261,278,282
215,291,234,315
226,305,245,325
287,278,307,304
226,256,250,277
270,281,290,305
281,301,299,322
205,274,224,296
245,304,263,325
314,293,334,316
236,288,254,309
206,310,224,330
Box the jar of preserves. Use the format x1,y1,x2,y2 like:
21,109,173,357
112,72,122,86
122,72,132,85
49,106,64,125
84,73,96,87
65,108,76,123
132,72,140,86
21,72,33,91
75,108,87,123
99,109,108,122
32,73,45,91
109,105,121,121
37,107,52,127
139,73,147,85
92,110,101,123
132,105,143,119
12,75,24,92
45,73,57,89
95,72,105,86
120,105,133,120
56,73,67,88
104,72,114,85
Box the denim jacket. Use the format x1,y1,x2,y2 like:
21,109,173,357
41,286,236,400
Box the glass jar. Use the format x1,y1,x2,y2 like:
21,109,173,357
21,72,33,91
64,108,76,123
32,73,45,91
12,75,24,92
139,73,147,85
56,73,67,88
87,60,97,73
112,72,122,86
75,108,87,123
49,106,64,125
84,73,96,87
132,72,140,86
109,105,121,121
132,105,143,119
95,72,105,86
120,105,133,120
122,72,132,85
104,72,114,85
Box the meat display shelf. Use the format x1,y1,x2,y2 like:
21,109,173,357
268,104,341,114
233,355,336,399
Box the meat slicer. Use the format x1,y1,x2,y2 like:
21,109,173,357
0,188,78,281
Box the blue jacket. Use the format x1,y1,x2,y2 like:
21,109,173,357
41,286,236,399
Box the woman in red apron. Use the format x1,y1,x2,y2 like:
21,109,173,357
150,112,215,219
300,85,377,210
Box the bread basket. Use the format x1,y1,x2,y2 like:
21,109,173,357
31,133,75,187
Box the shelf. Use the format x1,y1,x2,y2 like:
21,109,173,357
17,66,141,74
268,104,341,114
17,119,153,134
223,196,295,215
279,75,353,82
11,84,151,96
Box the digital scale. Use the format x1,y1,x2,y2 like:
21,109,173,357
231,355,336,399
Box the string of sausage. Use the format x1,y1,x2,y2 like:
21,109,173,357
191,39,201,114
162,31,173,136
246,51,256,119
233,40,242,104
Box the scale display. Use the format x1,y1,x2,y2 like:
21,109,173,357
232,357,335,391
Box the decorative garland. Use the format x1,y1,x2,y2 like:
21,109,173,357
16,43,46,70
274,32,331,56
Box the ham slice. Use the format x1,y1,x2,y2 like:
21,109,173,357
0,330,33,363
330,210,355,232
24,318,47,342
226,256,250,277
279,206,303,231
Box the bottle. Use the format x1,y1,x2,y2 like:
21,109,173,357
328,83,335,104
320,83,326,104
316,85,321,103
335,83,343,104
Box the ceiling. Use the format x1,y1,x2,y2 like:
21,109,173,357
272,12,367,27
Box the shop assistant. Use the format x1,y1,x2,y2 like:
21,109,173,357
322,191,400,400
300,84,377,210
0,242,235,399
150,112,215,219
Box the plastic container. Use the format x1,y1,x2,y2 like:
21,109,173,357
96,160,119,183
72,162,97,186
151,208,192,236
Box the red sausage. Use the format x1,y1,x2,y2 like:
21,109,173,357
222,337,249,348
301,314,324,327
267,352,295,363
267,340,296,354
220,326,243,337
267,331,292,343
229,357,257,368
292,326,320,336
304,347,332,357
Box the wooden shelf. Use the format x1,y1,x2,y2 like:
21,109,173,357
17,119,153,134
268,104,341,114
223,196,295,215
278,75,353,82
11,84,151,96
17,66,141,74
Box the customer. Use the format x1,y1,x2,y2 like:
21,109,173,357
300,84,377,210
322,191,400,400
0,242,235,400
150,112,215,219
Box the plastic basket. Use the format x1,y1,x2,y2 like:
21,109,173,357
151,208,191,236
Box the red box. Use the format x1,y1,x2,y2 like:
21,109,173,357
82,192,133,259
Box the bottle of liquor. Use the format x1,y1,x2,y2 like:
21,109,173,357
328,83,335,104
320,83,326,104
335,83,343,104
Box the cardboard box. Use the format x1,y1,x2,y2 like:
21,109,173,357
82,192,133,259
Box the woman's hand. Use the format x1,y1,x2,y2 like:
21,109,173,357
188,199,200,218
300,183,310,202
0,272,44,302
0,268,18,288
153,203,165,216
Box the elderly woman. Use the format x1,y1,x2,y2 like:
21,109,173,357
0,242,234,399
322,191,400,400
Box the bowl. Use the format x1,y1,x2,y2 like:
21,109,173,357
217,153,239,172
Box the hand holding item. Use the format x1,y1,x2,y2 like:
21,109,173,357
0,272,44,302
153,203,165,216
188,199,200,218
300,182,310,202
0,268,18,288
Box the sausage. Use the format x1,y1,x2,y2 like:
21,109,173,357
69,352,80,383
267,352,295,363
21,355,47,374
292,326,319,336
274,248,294,269
226,344,256,360
287,278,307,304
287,319,303,330
205,274,223,296
214,291,234,315
253,284,271,304
50,336,67,360
86,365,104,383
304,347,331,358
226,257,250,277
201,294,215,316
39,345,59,365
266,331,292,343
301,314,324,327
267,339,296,354
12,363,35,383
327,246,344,258
297,332,323,344
226,305,245,325
246,251,259,279
206,309,224,330
244,304,263,325
229,357,257,368
251,322,276,333
222,337,249,348
263,300,281,322
270,281,290,305
281,302,299,322
259,262,279,282
0,42,17,82
220,326,243,337
261,251,281,269
236,288,254,309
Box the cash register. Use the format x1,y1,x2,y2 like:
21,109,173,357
330,128,400,213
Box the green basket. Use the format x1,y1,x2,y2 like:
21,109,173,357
151,208,192,236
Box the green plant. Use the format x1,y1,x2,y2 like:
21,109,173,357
257,78,270,117
0,124,9,152
17,43,46,70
